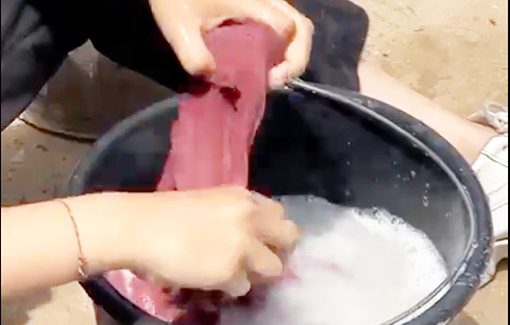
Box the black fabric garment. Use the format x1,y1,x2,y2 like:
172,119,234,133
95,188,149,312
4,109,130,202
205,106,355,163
1,0,369,130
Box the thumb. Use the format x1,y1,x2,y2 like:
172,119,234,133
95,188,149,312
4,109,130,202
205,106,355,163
149,2,215,76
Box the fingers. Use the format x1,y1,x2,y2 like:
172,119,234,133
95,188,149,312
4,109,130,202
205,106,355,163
267,0,314,87
246,238,284,277
223,237,282,296
149,0,311,83
222,270,251,297
250,192,301,249
159,187,299,250
149,1,216,76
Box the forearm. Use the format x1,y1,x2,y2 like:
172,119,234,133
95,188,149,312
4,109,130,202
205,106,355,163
1,193,131,298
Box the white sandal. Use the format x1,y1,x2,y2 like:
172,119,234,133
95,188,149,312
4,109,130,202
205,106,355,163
469,102,508,287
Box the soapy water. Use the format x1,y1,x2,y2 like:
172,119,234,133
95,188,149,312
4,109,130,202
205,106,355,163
106,195,448,325
219,195,448,325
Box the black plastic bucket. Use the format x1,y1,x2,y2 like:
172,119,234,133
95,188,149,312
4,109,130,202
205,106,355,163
67,87,492,325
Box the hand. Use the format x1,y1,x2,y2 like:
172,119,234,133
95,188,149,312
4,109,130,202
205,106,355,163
0,187,298,298
148,0,314,87
115,187,299,297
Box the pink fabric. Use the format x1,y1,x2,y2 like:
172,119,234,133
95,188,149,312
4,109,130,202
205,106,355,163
157,21,286,190
105,21,286,323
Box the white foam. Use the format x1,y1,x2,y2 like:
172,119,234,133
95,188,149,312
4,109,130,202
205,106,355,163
220,195,448,325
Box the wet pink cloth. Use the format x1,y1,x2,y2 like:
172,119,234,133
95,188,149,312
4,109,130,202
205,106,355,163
157,21,286,191
105,21,286,323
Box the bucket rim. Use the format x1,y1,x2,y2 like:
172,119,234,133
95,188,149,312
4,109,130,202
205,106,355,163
67,88,492,325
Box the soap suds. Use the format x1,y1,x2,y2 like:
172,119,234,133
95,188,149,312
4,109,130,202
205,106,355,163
219,195,448,325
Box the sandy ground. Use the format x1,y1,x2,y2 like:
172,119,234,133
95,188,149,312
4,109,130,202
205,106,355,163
355,0,508,117
1,0,507,324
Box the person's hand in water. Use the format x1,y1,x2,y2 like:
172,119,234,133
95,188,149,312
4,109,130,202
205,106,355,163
2,187,299,298
148,0,314,88
124,187,299,297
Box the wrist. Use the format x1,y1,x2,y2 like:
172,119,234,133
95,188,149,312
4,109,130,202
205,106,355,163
62,193,138,276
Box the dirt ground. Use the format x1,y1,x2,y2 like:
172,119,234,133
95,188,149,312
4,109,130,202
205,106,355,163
1,0,508,324
355,0,508,117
